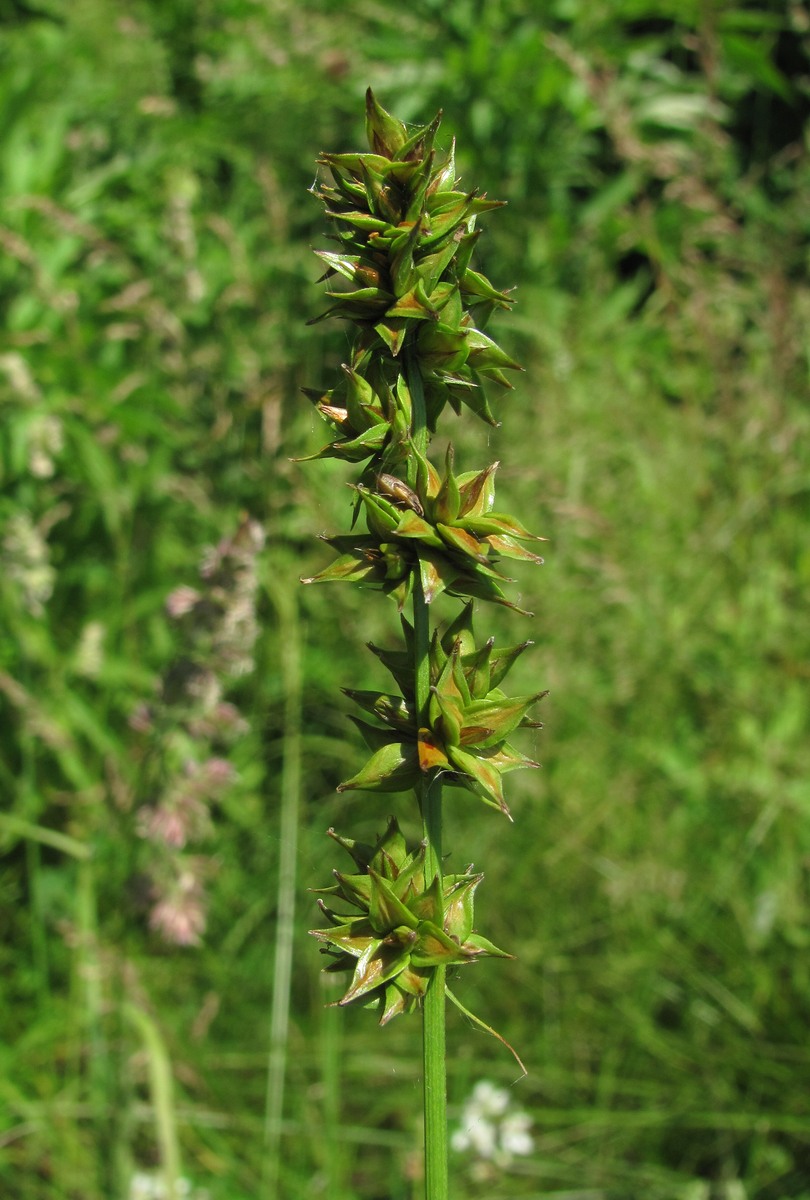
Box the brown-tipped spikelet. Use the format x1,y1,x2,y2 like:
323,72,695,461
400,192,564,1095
305,89,521,453
310,818,510,1024
338,605,546,817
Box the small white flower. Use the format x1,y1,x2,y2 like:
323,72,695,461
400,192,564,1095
499,1110,534,1158
470,1115,498,1160
452,1079,534,1169
28,413,64,478
128,1174,159,1200
3,512,55,615
127,1173,206,1200
471,1079,510,1117
74,620,105,678
0,352,40,400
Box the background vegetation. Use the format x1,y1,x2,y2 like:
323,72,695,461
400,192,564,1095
1,1,808,1197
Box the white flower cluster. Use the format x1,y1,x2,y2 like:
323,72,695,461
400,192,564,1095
128,1172,209,1200
27,413,64,479
3,511,55,616
451,1079,533,1168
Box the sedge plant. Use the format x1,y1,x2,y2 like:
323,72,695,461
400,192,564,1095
302,91,546,1198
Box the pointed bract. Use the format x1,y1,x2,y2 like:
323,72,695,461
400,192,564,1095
311,820,511,1021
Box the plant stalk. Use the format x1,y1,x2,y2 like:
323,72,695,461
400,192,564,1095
262,574,304,1197
407,352,448,1200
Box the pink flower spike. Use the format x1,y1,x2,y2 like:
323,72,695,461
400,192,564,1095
202,757,236,788
149,870,207,946
166,585,201,617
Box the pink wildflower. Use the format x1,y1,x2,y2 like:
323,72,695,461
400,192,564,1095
149,870,206,946
166,585,201,617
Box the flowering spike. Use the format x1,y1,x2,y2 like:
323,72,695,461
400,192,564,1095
305,94,545,1118
311,821,510,1020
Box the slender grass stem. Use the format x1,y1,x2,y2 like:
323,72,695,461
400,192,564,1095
123,1002,182,1199
75,860,114,1195
320,987,346,1199
406,352,448,1200
262,574,304,1197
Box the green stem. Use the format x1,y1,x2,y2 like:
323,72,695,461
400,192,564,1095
75,860,115,1196
421,779,447,1200
122,1002,182,1200
262,574,304,1198
320,992,345,1199
406,352,448,1200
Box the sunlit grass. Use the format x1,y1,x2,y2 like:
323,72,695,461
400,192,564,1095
1,1,809,1197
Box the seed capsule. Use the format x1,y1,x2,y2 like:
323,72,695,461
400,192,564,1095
376,473,424,516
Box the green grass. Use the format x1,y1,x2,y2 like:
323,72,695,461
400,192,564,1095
1,1,809,1197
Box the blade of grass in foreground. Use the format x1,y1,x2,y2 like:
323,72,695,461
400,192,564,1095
261,574,303,1197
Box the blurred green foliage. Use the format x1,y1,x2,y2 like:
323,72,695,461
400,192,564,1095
1,1,808,1198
